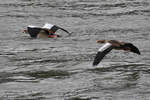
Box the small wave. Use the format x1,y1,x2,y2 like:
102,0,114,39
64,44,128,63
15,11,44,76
0,72,15,84
25,70,72,79
0,14,40,18
96,28,139,34
0,72,33,84
15,92,45,100
100,1,149,8
58,1,150,11
0,52,16,56
0,3,34,7
66,97,94,100
96,10,139,17
87,63,147,73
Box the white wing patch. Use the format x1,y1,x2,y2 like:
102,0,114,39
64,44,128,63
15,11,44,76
98,43,112,52
28,23,54,30
28,25,40,28
42,23,54,30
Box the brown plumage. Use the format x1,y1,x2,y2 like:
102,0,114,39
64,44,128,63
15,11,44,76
93,40,141,66
37,30,49,38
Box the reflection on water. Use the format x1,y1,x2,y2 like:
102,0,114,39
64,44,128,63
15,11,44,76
0,0,150,100
26,70,72,79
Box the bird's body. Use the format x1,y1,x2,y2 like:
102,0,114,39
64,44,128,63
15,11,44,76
93,40,140,66
24,23,69,38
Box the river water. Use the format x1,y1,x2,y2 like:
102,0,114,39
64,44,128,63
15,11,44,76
0,0,150,100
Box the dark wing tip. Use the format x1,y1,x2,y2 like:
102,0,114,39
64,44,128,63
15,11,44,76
136,50,141,55
93,62,99,66
130,44,141,55
56,26,70,34
93,44,113,66
124,43,141,55
92,52,104,66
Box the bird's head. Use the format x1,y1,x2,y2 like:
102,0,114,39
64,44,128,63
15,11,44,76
96,40,106,43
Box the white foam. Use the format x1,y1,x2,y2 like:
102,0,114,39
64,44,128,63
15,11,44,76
98,43,112,52
42,23,54,30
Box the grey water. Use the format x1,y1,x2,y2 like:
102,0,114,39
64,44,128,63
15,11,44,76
0,0,150,100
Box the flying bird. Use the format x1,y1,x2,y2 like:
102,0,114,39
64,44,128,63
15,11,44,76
24,23,70,38
93,40,141,66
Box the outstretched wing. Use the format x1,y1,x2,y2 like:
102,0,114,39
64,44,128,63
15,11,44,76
130,44,141,55
55,25,70,34
93,43,113,66
42,23,70,35
124,43,141,55
27,25,49,38
42,23,54,30
27,26,42,38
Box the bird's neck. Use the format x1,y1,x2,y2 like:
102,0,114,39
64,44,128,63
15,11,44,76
96,40,107,43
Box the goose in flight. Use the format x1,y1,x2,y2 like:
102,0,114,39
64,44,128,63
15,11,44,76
93,40,141,66
24,23,70,38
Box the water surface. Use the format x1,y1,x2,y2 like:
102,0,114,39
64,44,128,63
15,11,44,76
0,0,150,100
